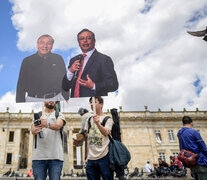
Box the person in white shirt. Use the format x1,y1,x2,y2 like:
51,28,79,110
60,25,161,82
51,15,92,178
145,161,152,174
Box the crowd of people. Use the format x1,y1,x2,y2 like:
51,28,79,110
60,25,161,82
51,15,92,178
1,103,207,180
2,168,33,177
143,116,207,180
144,156,183,174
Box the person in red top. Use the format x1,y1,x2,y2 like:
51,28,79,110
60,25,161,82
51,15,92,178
27,169,33,177
170,156,183,171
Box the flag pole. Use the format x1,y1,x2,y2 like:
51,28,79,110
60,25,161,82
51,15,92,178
42,102,45,118
92,97,96,115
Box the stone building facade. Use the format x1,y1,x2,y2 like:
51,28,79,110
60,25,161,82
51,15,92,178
0,107,207,175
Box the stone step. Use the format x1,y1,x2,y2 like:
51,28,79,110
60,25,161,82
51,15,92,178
0,177,194,180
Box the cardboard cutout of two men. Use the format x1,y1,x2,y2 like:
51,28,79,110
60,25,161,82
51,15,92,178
16,30,119,103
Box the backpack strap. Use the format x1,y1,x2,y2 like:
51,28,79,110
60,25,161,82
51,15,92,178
102,116,113,142
88,117,92,133
34,111,42,149
88,116,110,133
101,116,111,127
178,128,188,150
55,111,64,142
34,135,37,149
55,111,59,119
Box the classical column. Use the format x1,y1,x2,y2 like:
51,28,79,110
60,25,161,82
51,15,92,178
14,129,21,168
27,130,33,169
147,127,156,163
68,127,74,170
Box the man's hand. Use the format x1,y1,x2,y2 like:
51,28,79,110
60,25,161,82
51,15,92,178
41,118,48,128
69,60,81,73
93,115,110,136
93,115,100,125
84,158,88,164
79,74,94,89
31,124,42,135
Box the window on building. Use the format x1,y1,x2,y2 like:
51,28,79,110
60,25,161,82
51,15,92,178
173,152,178,157
168,130,175,142
9,131,14,142
159,152,166,161
6,153,12,164
155,130,162,142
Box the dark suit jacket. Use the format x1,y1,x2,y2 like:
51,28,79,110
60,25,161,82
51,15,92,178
62,50,118,97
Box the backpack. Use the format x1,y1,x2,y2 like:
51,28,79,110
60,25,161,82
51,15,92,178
178,150,198,167
88,108,121,141
109,136,131,167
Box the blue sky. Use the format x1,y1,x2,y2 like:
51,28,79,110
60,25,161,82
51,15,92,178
0,1,25,97
0,1,73,97
1,0,207,113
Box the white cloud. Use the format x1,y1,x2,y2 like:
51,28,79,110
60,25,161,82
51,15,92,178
0,91,42,113
0,64,3,72
61,92,122,113
0,91,121,113
8,0,207,111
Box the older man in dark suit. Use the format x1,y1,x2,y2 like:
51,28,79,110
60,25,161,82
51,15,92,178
16,34,69,102
62,29,118,98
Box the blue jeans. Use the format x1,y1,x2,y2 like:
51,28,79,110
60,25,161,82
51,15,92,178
86,154,114,180
32,160,63,180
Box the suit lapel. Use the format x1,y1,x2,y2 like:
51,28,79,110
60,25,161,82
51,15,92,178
82,50,98,76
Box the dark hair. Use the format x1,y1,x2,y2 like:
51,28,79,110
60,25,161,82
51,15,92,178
37,34,54,44
89,96,103,104
77,28,96,41
78,108,89,115
182,116,193,125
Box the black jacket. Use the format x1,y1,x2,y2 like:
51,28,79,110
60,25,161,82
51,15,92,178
16,53,69,102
